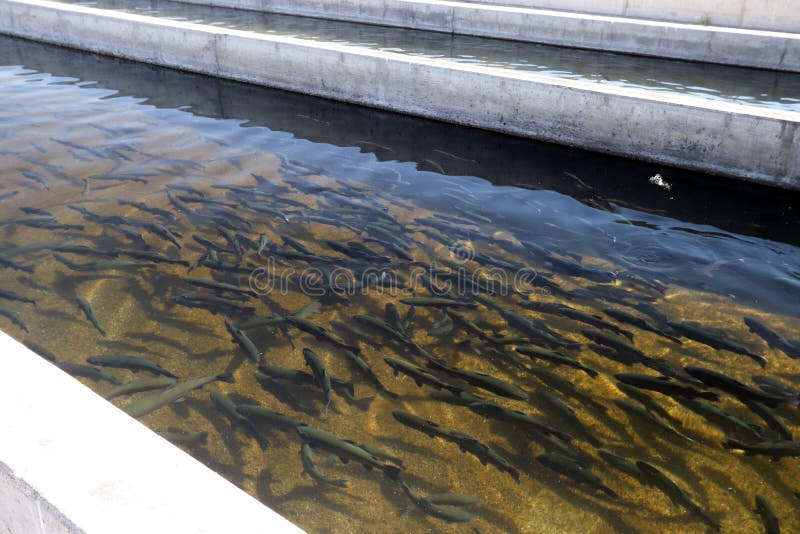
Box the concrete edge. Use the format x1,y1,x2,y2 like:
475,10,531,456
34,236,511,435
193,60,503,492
171,0,800,72
0,0,798,190
0,330,304,534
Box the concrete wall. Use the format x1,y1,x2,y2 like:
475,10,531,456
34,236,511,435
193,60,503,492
174,0,800,72
459,0,800,33
0,0,799,191
0,330,303,534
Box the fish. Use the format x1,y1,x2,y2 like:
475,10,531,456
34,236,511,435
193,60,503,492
358,443,405,469
235,404,303,431
104,376,178,399
400,297,477,309
525,365,608,414
172,292,255,317
340,349,396,398
603,308,682,343
384,303,406,336
77,296,106,336
354,314,431,357
519,301,631,339
257,234,269,256
582,329,646,364
295,425,401,479
281,235,313,254
0,253,35,273
210,391,269,449
225,321,262,363
614,399,693,443
22,340,58,362
303,348,333,415
533,391,599,446
752,376,798,398
0,306,28,333
424,493,479,507
300,442,348,487
397,479,475,523
493,306,577,349
384,358,463,395
256,364,355,400
673,396,764,442
684,367,796,406
745,401,792,441
117,199,176,221
425,358,529,401
615,373,718,401
516,346,597,378
121,249,189,266
635,461,719,531
537,452,617,498
468,401,573,442
87,354,178,378
186,277,254,296
668,321,766,367
56,361,121,384
723,438,800,458
745,316,800,359
156,430,208,445
285,316,361,353
598,449,643,480
754,495,780,534
123,374,232,418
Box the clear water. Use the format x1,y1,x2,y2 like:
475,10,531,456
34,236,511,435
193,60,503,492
48,0,800,113
1,36,800,533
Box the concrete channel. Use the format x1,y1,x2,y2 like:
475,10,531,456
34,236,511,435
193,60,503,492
174,0,800,72
0,332,303,534
1,0,798,189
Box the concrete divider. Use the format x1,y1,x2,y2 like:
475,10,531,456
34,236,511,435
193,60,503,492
0,331,303,534
0,0,798,189
457,0,800,33
173,0,800,72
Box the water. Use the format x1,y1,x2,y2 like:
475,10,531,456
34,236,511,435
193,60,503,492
2,35,800,533
50,0,800,113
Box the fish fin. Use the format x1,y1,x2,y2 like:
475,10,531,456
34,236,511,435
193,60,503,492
585,368,599,378
197,431,208,446
700,391,720,402
383,464,402,481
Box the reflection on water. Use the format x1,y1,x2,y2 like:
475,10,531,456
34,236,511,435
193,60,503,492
50,0,800,112
1,36,800,533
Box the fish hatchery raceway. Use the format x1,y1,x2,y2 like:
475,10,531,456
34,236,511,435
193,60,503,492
0,0,799,533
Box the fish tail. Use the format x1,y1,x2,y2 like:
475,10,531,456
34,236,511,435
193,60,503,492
323,399,330,416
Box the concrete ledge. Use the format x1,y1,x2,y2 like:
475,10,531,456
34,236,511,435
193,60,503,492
456,0,800,34
0,0,799,189
0,331,303,534
173,0,800,72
